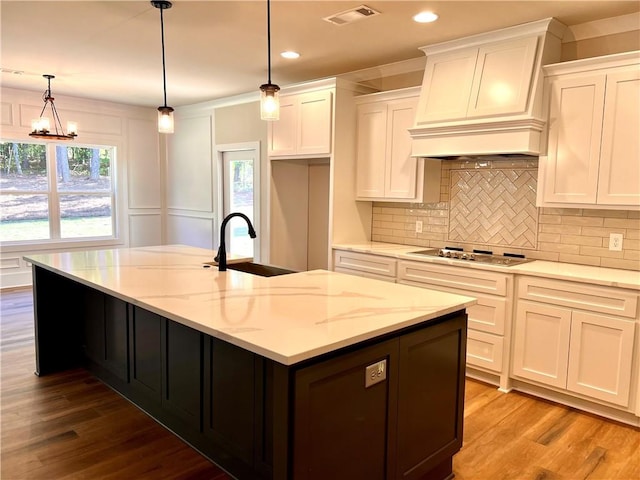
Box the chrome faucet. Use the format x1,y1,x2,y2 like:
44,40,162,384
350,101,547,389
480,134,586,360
214,212,256,271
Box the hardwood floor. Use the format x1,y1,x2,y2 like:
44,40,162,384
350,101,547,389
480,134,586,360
1,288,639,479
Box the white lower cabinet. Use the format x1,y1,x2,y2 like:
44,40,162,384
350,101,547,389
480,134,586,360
397,260,513,388
513,276,638,408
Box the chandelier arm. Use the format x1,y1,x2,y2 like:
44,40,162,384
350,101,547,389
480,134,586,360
37,102,48,119
49,101,66,135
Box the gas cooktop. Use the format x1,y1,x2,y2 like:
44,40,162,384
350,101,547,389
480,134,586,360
408,248,533,266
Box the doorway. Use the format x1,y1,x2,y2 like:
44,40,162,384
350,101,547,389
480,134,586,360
217,144,260,260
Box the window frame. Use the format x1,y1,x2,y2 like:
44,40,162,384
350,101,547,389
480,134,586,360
0,137,124,252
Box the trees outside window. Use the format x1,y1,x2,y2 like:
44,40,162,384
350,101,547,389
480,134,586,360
0,141,116,243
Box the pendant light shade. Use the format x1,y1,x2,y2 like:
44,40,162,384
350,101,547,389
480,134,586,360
158,106,174,134
29,74,78,141
260,83,280,121
152,0,174,134
260,0,280,121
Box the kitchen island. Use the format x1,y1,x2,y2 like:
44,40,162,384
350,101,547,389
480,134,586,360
25,245,475,480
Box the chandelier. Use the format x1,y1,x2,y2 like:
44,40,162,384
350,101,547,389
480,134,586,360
29,74,78,141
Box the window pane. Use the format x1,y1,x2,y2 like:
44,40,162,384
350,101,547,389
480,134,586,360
0,194,50,241
60,194,113,238
0,142,48,191
56,145,112,192
227,158,254,257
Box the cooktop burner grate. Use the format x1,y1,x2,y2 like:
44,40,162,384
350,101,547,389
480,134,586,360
409,248,533,266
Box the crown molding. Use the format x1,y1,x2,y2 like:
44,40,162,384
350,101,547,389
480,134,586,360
564,12,640,43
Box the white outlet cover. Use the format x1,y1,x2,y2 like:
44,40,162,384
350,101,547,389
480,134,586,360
609,233,623,251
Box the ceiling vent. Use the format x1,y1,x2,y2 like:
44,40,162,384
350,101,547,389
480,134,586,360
323,5,380,26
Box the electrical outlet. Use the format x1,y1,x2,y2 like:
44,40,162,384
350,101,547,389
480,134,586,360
609,233,623,251
415,220,423,233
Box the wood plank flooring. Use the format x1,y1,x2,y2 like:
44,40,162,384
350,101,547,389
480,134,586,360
1,288,639,479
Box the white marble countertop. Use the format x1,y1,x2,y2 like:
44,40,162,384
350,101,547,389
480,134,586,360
24,245,476,366
332,242,640,290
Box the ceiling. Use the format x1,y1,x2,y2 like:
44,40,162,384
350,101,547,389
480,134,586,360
2,1,639,108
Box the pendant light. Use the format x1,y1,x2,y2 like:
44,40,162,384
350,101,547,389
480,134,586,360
29,74,78,141
259,0,280,120
152,0,174,134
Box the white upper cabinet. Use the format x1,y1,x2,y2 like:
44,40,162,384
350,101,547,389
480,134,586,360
416,36,538,124
356,88,440,202
268,89,333,157
538,52,640,209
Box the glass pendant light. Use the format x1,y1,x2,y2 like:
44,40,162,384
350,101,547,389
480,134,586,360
259,0,280,120
152,0,174,134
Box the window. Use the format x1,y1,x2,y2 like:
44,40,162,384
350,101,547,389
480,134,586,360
0,141,116,243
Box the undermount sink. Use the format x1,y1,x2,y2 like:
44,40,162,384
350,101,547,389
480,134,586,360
203,261,296,277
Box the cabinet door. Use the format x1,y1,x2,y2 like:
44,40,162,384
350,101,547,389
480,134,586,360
512,301,571,388
385,98,419,198
297,90,332,155
356,101,387,198
567,312,635,407
468,36,538,118
542,74,606,204
415,48,478,124
597,69,640,206
396,313,466,479
269,95,297,156
293,340,398,480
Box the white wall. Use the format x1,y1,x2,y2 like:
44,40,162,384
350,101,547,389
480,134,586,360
0,87,162,288
166,93,268,260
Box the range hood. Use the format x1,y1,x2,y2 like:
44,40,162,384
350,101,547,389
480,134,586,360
410,18,567,158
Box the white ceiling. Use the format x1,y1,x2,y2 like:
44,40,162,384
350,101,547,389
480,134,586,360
2,1,639,108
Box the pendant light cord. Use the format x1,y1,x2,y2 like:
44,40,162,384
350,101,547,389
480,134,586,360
160,6,168,107
267,0,272,84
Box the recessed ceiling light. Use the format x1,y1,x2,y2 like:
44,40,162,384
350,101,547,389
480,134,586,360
281,51,300,59
413,11,438,23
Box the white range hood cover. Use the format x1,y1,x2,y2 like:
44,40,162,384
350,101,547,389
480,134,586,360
410,18,566,158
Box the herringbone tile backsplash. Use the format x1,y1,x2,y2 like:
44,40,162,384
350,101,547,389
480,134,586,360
371,159,640,271
449,169,538,248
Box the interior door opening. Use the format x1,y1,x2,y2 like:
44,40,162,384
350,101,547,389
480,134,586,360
220,149,259,260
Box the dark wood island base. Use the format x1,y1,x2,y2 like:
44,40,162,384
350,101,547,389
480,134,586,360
32,265,467,480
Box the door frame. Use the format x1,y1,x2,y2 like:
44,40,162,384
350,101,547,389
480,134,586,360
214,142,261,261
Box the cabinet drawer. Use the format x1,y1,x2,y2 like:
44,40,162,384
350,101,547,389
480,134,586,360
398,261,509,296
467,330,504,373
399,280,506,335
333,251,396,278
334,267,396,283
517,276,638,319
